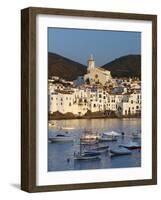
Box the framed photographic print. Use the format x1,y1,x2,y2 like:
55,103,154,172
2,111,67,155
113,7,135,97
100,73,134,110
21,7,157,192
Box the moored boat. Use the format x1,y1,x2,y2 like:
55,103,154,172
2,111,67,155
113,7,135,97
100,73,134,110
74,153,101,160
74,138,101,160
119,141,141,150
91,145,109,153
48,134,73,143
103,131,121,137
98,131,118,142
98,136,117,142
80,130,101,142
110,147,132,156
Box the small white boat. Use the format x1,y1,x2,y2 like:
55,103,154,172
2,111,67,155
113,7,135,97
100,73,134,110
49,134,73,143
110,147,132,156
98,131,120,142
103,131,121,137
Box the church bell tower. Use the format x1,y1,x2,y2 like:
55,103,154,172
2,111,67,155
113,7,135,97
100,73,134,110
87,54,95,73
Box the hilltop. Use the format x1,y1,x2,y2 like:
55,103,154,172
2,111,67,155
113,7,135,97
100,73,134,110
48,52,87,81
102,55,141,78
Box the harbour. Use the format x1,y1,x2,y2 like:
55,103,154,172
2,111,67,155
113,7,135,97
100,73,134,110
48,118,141,171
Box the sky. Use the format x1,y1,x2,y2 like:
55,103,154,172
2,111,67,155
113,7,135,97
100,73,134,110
48,28,141,66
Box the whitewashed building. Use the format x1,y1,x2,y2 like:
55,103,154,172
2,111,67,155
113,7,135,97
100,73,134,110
116,92,141,115
48,56,141,117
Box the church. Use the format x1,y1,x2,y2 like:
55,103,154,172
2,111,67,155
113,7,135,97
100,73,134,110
84,55,112,85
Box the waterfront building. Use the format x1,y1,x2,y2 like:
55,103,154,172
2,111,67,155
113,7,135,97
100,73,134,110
49,83,141,116
116,92,141,116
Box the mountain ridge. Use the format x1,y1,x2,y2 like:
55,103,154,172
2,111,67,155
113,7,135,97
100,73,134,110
102,54,141,78
48,52,87,81
48,52,141,80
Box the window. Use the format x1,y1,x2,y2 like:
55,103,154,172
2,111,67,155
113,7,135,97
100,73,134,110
69,103,71,106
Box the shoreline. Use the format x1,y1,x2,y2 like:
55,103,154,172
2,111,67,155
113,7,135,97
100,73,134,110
49,112,141,120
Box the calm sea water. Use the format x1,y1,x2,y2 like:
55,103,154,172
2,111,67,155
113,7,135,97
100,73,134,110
48,118,141,171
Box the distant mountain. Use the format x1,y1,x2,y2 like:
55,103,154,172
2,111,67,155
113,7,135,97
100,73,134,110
102,55,141,78
48,52,87,81
48,53,141,80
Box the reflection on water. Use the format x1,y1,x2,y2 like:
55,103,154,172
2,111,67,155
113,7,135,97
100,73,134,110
48,118,141,172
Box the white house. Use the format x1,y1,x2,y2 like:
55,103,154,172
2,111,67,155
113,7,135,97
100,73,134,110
116,93,141,115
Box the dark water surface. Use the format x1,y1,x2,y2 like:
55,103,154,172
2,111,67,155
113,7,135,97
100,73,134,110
48,118,141,171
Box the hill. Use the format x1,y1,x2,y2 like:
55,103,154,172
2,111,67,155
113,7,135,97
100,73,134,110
48,53,141,80
102,55,141,78
48,52,87,81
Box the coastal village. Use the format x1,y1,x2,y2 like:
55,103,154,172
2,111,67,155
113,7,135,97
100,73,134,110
48,55,141,119
48,55,141,166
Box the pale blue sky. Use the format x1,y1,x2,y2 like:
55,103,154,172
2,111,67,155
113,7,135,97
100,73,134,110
48,28,141,66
